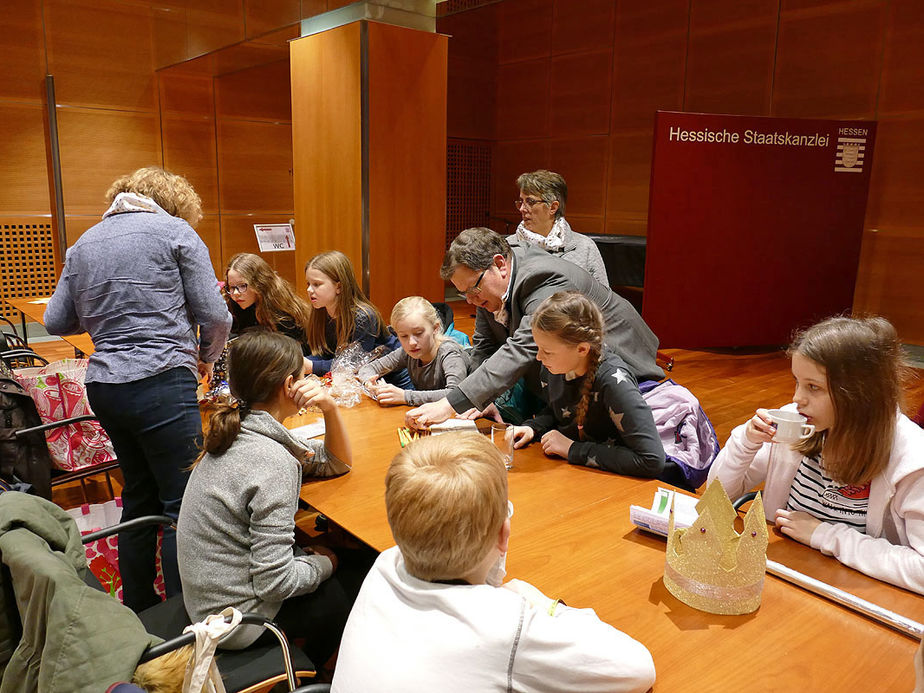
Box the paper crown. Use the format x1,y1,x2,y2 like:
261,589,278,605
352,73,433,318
663,479,768,615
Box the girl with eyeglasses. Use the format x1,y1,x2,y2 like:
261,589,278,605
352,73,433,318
224,253,313,355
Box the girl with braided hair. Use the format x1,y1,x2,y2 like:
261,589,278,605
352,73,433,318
511,291,665,478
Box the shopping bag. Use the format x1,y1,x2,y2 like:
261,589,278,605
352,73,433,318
15,358,116,471
67,498,124,601
66,497,167,603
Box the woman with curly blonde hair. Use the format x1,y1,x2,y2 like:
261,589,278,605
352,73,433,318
45,166,230,612
224,253,313,354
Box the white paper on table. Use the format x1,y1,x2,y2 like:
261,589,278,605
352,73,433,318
29,297,52,304
429,419,478,435
288,421,326,439
629,487,699,537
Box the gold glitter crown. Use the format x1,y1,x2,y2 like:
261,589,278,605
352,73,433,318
663,479,768,615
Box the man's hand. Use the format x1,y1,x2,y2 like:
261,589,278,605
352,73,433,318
406,398,455,430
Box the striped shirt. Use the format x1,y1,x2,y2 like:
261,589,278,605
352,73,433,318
786,456,870,533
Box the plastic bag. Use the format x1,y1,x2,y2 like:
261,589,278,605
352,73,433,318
327,342,389,408
15,359,116,471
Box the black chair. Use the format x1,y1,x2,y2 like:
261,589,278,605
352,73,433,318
0,497,318,693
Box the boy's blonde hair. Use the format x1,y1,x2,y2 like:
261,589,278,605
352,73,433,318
386,432,508,581
390,296,446,345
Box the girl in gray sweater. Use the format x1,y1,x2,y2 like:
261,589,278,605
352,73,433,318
359,296,469,406
177,331,354,663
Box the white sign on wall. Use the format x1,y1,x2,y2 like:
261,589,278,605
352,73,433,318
253,223,295,252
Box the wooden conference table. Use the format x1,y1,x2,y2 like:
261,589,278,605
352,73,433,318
4,295,95,356
292,399,924,691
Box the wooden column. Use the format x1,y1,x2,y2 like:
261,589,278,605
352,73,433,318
291,20,447,315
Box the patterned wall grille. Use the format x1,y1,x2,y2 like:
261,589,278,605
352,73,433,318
437,0,500,17
0,220,58,322
446,138,492,249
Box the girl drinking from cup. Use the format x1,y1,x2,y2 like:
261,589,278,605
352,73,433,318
178,331,360,664
510,292,665,478
708,315,924,594
225,252,313,353
304,251,409,387
358,296,469,406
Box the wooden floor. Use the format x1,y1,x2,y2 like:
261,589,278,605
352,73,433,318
27,309,924,508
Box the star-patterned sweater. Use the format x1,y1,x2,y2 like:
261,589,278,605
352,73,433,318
522,351,665,477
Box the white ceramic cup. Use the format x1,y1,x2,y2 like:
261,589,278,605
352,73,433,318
767,409,815,444
490,423,514,470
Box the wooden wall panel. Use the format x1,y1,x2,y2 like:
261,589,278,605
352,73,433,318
194,214,223,276
217,120,293,214
219,214,296,285
772,3,886,118
159,74,214,116
551,0,615,55
498,0,552,64
547,136,607,218
244,0,300,38
852,228,924,344
44,0,156,111
549,50,612,136
877,0,924,116
186,0,245,58
495,60,549,140
864,118,924,233
0,0,46,103
152,4,188,69
162,117,220,213
56,108,162,216
491,139,550,223
605,130,654,237
611,1,688,130
291,23,363,290
0,103,51,216
367,23,448,311
215,60,291,121
685,1,777,116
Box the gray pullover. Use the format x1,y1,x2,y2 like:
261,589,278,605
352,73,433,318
177,410,349,648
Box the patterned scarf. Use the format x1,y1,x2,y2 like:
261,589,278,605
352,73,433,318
102,192,170,219
514,216,572,252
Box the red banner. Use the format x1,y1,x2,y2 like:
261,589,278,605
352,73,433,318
643,111,876,348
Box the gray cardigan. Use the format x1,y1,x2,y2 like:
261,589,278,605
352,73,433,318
507,219,608,288
447,246,662,413
177,410,350,648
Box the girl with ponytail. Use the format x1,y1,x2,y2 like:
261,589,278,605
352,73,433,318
511,291,665,478
177,331,357,663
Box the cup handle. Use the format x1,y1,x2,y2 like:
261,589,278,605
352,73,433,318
800,423,815,438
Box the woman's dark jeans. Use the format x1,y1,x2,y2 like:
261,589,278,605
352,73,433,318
87,366,201,612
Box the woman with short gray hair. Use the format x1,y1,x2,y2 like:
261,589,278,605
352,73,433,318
511,169,608,286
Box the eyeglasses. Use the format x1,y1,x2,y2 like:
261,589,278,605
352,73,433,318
458,269,487,299
227,283,249,295
514,197,547,210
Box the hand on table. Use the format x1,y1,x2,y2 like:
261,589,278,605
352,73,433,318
745,408,776,444
372,383,406,406
406,398,454,430
775,509,822,545
540,430,574,459
512,425,534,449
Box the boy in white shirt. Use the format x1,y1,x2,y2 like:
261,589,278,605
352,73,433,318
331,431,656,693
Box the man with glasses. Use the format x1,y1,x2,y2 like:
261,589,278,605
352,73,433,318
406,227,662,429
510,169,608,287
